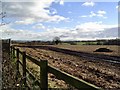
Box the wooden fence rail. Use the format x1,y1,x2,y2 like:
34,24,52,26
10,46,101,90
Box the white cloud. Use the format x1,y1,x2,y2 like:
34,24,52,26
1,0,117,41
75,22,117,32
14,15,69,25
82,1,95,7
1,22,117,41
3,0,68,24
60,0,64,5
116,6,118,9
97,10,106,14
80,15,88,18
116,5,120,12
89,11,96,17
81,10,107,18
15,18,35,25
33,23,45,30
96,10,107,18
1,25,39,40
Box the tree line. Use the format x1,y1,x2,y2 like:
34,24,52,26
11,38,120,45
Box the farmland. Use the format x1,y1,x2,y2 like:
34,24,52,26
52,45,119,56
15,45,120,89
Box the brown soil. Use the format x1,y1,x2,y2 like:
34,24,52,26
18,46,120,89
51,45,119,56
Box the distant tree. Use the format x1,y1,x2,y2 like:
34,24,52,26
69,41,77,45
53,36,61,45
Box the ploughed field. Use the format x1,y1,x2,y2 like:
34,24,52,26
16,45,120,89
52,45,119,56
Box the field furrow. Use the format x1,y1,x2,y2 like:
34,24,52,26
18,46,120,89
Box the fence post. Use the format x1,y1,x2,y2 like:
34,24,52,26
8,39,11,54
22,51,26,87
13,47,15,58
40,60,48,90
10,46,12,58
16,48,19,81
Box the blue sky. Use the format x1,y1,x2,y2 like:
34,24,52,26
0,0,119,40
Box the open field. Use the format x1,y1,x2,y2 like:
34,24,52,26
51,45,119,56
14,45,119,56
15,45,120,89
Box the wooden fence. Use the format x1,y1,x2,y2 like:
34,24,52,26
2,39,10,53
11,46,101,90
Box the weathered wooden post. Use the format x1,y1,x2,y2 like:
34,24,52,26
40,60,48,90
10,46,13,57
8,39,11,54
11,46,14,59
13,47,15,58
10,46,12,54
16,48,19,81
22,51,26,87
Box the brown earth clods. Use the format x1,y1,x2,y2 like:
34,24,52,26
18,46,120,89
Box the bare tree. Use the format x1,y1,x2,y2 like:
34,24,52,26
53,36,61,45
0,1,9,26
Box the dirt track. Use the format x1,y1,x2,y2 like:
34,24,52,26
18,46,120,89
